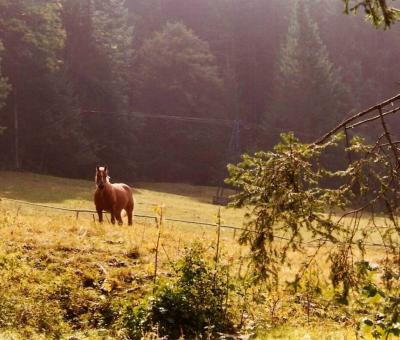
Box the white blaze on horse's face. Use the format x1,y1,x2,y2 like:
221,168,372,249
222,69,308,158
95,166,109,189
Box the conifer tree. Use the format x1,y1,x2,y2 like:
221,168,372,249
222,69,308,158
264,0,352,144
62,0,136,177
133,22,223,118
93,0,134,109
0,0,87,171
132,22,226,182
63,0,133,111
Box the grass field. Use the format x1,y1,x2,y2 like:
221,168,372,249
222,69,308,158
0,171,392,339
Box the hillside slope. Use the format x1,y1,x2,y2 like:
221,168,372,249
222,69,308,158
0,171,244,226
0,171,360,339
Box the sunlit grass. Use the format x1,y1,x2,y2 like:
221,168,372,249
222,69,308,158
0,171,244,225
258,325,357,339
0,171,392,338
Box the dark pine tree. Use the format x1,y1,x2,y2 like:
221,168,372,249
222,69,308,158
0,0,90,174
263,0,353,146
62,0,137,179
132,22,227,183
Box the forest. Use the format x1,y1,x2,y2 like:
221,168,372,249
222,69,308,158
1,1,400,339
0,0,399,184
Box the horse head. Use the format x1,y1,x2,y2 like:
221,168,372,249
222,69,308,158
95,166,110,190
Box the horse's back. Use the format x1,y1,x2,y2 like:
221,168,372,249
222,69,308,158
114,183,132,193
114,183,134,204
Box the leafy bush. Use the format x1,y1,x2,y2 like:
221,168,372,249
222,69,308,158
120,244,234,339
357,261,400,339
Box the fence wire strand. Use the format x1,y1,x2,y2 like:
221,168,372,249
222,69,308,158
0,197,391,249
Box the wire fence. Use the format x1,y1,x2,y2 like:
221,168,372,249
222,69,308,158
0,196,395,250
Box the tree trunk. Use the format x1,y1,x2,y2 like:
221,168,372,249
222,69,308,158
13,86,20,170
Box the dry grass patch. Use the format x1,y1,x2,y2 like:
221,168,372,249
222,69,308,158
0,172,393,338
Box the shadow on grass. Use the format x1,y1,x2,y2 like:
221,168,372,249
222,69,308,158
0,171,215,206
135,181,234,204
0,171,95,204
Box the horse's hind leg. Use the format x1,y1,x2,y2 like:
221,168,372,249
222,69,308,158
127,210,133,226
116,211,123,226
126,207,133,225
126,203,133,226
113,207,123,226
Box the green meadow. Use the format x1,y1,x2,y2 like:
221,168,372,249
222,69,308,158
0,171,390,339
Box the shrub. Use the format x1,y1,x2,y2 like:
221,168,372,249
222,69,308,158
121,244,234,339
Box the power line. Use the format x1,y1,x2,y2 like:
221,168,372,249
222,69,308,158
82,109,235,127
82,109,319,140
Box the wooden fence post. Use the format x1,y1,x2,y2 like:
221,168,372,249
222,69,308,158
153,206,164,290
214,207,222,273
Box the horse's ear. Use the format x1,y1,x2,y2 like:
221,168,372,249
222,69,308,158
104,166,108,172
96,166,100,172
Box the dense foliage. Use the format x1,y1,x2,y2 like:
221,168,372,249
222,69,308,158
227,127,400,337
121,245,233,338
0,0,399,183
227,133,347,282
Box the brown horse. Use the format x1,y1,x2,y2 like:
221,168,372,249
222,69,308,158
94,166,134,226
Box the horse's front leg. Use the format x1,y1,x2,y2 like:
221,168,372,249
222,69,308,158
97,209,103,223
110,211,116,225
